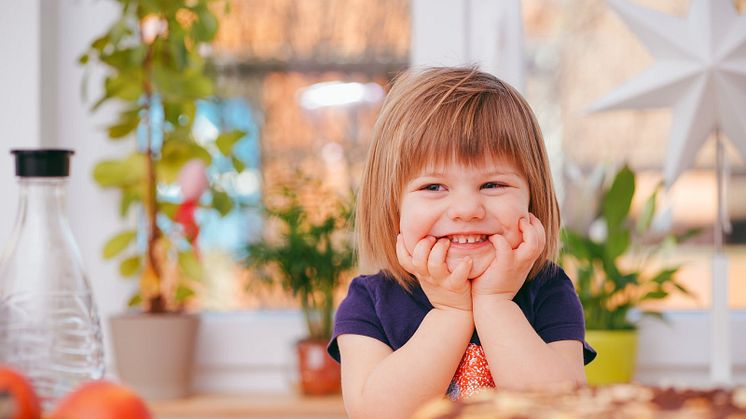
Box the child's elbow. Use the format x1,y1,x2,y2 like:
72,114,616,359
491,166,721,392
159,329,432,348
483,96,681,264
574,371,588,387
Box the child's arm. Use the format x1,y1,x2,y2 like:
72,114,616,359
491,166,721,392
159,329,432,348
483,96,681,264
336,235,475,419
338,307,473,419
472,215,586,390
473,296,586,390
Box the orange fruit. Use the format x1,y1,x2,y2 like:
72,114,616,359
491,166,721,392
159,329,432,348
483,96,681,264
0,365,42,419
49,380,152,419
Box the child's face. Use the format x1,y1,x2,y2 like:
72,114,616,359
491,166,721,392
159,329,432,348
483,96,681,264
399,156,531,279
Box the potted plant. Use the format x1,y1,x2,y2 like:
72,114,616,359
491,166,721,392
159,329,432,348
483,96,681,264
245,180,355,395
560,164,698,385
79,0,243,399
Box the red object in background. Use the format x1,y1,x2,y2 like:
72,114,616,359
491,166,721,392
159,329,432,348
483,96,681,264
296,339,341,395
175,199,200,244
0,365,42,419
49,380,152,419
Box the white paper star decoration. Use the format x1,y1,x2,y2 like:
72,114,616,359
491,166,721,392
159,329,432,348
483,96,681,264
589,0,746,187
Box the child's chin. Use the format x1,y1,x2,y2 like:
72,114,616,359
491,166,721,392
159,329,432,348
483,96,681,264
446,254,493,279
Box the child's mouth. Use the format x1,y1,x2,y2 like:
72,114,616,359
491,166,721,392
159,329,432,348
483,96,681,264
446,234,488,244
441,234,492,250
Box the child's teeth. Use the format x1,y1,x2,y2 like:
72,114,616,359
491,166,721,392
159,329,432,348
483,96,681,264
449,235,486,244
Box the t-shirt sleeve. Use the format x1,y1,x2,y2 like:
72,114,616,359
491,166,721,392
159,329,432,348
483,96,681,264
533,268,597,365
327,276,388,363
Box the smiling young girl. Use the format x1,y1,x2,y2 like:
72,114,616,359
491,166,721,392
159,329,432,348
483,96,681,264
327,67,596,419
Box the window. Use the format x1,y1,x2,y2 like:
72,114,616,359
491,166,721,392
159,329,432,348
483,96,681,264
192,0,410,310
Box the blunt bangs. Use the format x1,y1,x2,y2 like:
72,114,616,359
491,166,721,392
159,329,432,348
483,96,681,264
397,90,529,186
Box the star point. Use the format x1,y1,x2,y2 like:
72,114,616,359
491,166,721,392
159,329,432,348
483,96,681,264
590,0,746,186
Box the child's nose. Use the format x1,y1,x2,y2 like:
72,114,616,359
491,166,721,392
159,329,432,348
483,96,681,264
446,195,486,221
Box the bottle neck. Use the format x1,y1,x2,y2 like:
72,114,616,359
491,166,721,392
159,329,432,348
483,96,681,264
16,177,69,226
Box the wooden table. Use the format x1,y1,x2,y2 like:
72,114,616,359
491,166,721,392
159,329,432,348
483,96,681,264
149,393,346,419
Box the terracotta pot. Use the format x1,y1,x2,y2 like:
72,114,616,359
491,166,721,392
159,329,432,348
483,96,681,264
296,338,341,395
110,313,199,400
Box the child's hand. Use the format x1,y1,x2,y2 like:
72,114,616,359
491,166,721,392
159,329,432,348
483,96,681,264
471,214,546,301
396,234,473,312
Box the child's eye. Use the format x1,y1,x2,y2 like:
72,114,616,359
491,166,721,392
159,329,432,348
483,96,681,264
422,184,445,192
482,182,506,189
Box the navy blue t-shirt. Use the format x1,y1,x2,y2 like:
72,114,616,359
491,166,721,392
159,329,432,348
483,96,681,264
328,263,596,365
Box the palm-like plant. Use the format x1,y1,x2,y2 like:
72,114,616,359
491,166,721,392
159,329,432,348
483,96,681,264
560,165,698,330
246,184,356,340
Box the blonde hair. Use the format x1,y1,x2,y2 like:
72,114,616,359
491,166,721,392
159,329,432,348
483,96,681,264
356,67,560,288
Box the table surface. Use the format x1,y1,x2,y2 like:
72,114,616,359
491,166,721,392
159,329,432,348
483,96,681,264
148,393,346,419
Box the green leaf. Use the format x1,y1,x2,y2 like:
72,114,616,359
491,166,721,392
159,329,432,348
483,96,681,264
93,154,146,188
232,156,246,172
675,227,701,244
127,293,143,308
651,267,679,285
641,290,668,300
610,271,638,290
215,130,244,155
119,186,141,217
174,284,196,304
101,48,146,70
212,189,232,216
152,65,213,102
103,71,143,102
560,229,592,260
603,165,635,228
673,281,694,297
178,251,204,281
107,116,140,139
636,187,657,235
119,255,142,277
193,6,219,42
605,228,630,260
90,33,110,52
78,53,90,65
103,230,137,259
160,202,179,219
163,102,180,126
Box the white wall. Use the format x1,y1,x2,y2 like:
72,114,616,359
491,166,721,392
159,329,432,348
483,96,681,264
48,0,134,374
194,311,746,393
0,0,43,246
411,0,524,92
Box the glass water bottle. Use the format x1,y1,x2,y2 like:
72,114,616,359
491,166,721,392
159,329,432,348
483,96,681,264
0,149,104,410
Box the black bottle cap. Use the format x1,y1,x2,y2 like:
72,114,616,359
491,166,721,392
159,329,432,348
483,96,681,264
11,149,75,177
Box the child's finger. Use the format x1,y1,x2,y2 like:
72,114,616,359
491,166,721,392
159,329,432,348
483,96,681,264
446,256,472,288
411,236,436,276
530,213,547,252
395,234,418,274
515,217,544,262
489,234,512,262
427,238,451,280
514,218,537,261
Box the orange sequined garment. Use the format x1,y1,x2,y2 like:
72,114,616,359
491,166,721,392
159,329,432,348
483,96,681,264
446,343,495,400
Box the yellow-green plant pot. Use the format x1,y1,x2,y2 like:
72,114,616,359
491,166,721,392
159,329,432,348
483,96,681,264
584,329,638,385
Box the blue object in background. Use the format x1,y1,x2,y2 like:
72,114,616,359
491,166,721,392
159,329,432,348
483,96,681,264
136,96,263,260
193,98,263,259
